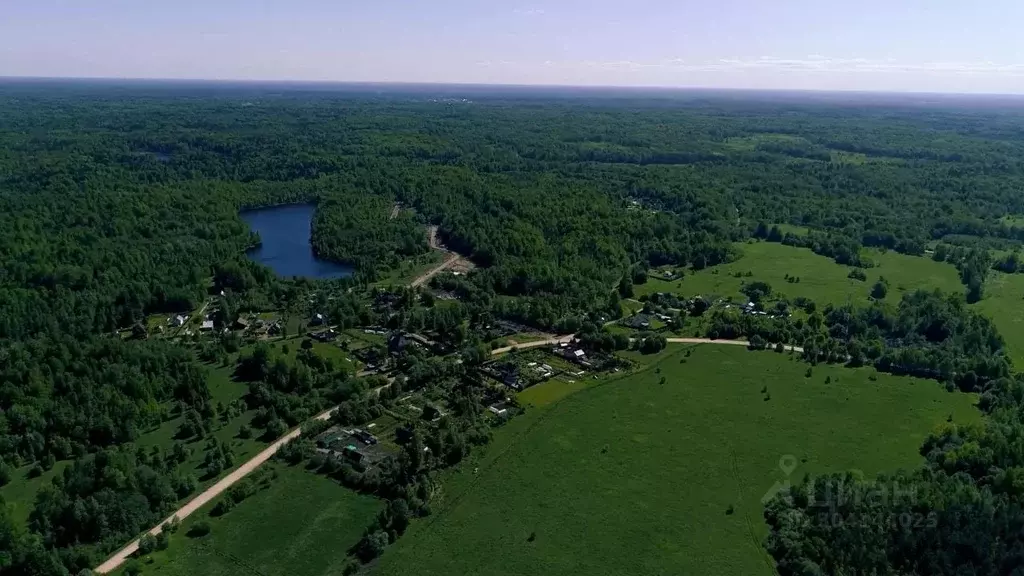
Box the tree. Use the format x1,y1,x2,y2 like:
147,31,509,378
749,334,767,350
617,275,634,298
871,278,888,300
356,530,390,562
754,221,769,239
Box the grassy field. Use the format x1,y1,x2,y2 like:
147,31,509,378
120,463,381,576
635,241,963,307
372,345,978,576
973,271,1024,367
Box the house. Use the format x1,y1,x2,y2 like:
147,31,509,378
267,321,283,336
200,320,214,331
234,317,251,330
170,314,188,327
573,350,586,359
623,314,651,330
387,332,411,354
488,403,510,417
311,329,337,343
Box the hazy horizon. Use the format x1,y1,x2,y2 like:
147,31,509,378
3,0,1023,95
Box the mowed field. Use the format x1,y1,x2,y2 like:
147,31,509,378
372,345,978,576
635,241,964,307
120,463,381,576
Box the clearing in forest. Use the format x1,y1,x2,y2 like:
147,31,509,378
636,240,963,306
371,345,978,576
972,271,1024,367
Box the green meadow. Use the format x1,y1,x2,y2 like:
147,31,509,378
972,271,1024,367
119,463,381,576
372,345,978,576
636,240,963,307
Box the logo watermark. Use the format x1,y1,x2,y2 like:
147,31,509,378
761,454,938,530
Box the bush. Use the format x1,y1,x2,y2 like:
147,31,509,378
187,521,212,538
138,533,158,555
871,278,889,299
124,559,143,576
847,268,867,281
356,530,390,562
162,517,181,534
748,334,767,350
210,499,234,517
342,558,361,575
0,460,11,486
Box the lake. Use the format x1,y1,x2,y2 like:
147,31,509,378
240,204,354,279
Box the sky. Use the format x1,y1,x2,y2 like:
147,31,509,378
2,0,1023,94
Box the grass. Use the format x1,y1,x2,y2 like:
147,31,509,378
489,332,551,348
972,271,1024,367
373,251,446,287
517,375,595,408
121,463,381,576
372,345,978,576
635,241,963,307
1,461,70,526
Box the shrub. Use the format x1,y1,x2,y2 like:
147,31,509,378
138,533,158,555
187,521,212,538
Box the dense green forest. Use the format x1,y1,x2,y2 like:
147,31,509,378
4,81,1024,574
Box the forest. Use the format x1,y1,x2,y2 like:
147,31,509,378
3,80,1024,574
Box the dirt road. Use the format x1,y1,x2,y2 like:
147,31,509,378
491,336,804,355
93,407,337,574
96,336,800,573
410,253,459,288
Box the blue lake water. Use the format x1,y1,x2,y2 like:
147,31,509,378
240,204,354,279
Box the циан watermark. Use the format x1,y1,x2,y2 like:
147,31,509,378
761,454,938,530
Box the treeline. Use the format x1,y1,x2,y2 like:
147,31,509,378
703,288,1008,391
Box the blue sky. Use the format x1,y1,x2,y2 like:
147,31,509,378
2,0,1023,93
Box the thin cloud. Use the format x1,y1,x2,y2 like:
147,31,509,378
563,56,1024,76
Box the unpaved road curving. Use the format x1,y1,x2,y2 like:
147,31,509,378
95,336,801,573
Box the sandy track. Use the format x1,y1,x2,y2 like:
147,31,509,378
94,407,337,574
410,253,459,288
491,336,804,355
